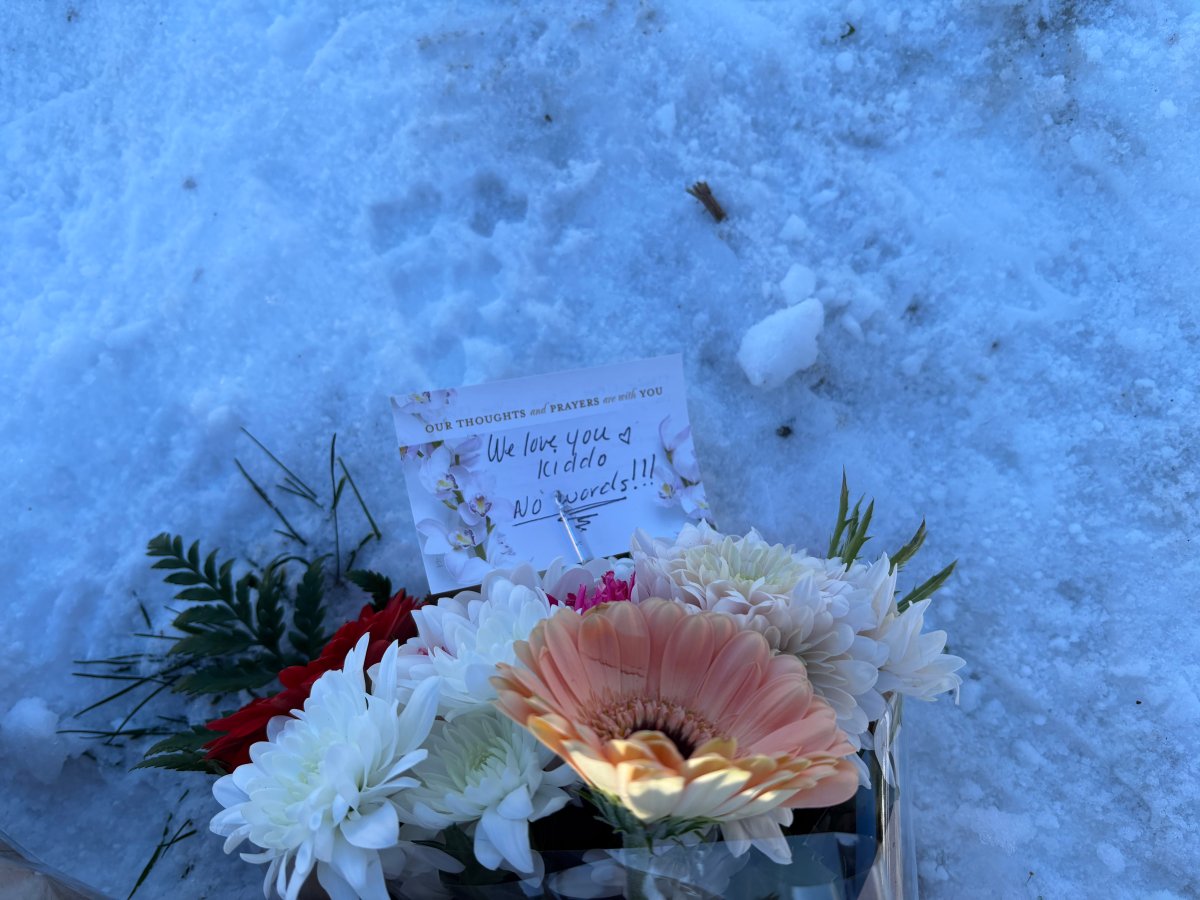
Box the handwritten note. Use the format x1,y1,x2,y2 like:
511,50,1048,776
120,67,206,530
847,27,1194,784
391,355,710,593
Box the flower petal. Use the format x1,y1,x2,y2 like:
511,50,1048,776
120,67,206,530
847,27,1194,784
341,803,400,850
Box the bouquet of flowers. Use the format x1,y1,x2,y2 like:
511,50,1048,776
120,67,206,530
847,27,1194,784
179,480,962,900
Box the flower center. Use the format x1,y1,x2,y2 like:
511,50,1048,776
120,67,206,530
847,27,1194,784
564,571,636,613
464,743,495,775
681,537,803,596
585,695,720,759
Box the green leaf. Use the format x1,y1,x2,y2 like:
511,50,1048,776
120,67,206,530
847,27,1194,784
143,726,215,757
344,531,378,575
329,435,343,579
203,549,220,585
827,471,851,558
146,533,174,558
241,427,320,505
339,457,382,539
253,564,286,657
124,807,199,899
171,606,237,631
163,571,205,586
897,560,957,613
841,499,874,566
825,475,854,561
133,751,219,773
347,569,394,611
168,631,253,659
289,560,328,661
235,458,308,547
890,519,927,572
171,587,222,603
173,661,277,695
73,676,168,718
825,474,876,567
232,576,253,623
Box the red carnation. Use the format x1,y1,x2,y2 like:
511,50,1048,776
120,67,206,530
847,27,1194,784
203,589,420,772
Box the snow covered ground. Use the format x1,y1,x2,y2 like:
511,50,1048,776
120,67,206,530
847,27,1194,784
2,0,1197,897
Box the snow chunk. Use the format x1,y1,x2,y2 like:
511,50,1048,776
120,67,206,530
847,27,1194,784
0,697,69,785
737,299,824,388
1159,99,1178,119
780,264,816,306
835,51,854,73
778,214,809,243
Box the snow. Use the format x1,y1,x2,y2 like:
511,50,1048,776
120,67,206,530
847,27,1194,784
2,1,1198,898
0,698,72,786
737,299,825,386
779,263,817,306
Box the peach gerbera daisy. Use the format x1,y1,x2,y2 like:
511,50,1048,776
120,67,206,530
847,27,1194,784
492,599,858,853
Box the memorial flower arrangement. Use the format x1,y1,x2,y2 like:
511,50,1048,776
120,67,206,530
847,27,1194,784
75,432,961,899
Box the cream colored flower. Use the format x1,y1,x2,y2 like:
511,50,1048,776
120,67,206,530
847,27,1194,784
634,525,962,750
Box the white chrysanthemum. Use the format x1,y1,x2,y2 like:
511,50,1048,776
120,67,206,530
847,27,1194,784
631,522,808,612
387,568,555,716
210,636,439,900
399,708,577,875
785,553,961,744
761,554,894,747
870,597,964,700
385,561,633,717
633,524,962,751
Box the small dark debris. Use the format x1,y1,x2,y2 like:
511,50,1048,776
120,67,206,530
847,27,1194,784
687,181,727,223
990,340,1000,351
840,23,856,40
66,7,79,22
182,176,197,190
776,425,793,438
544,113,553,122
1136,699,1142,705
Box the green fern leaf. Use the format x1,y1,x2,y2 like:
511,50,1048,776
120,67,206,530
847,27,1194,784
289,560,328,661
173,660,277,695
171,606,237,632
143,726,214,757
347,569,394,611
133,752,223,774
168,631,253,659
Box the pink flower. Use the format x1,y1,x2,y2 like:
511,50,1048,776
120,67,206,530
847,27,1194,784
492,600,859,832
563,571,636,613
